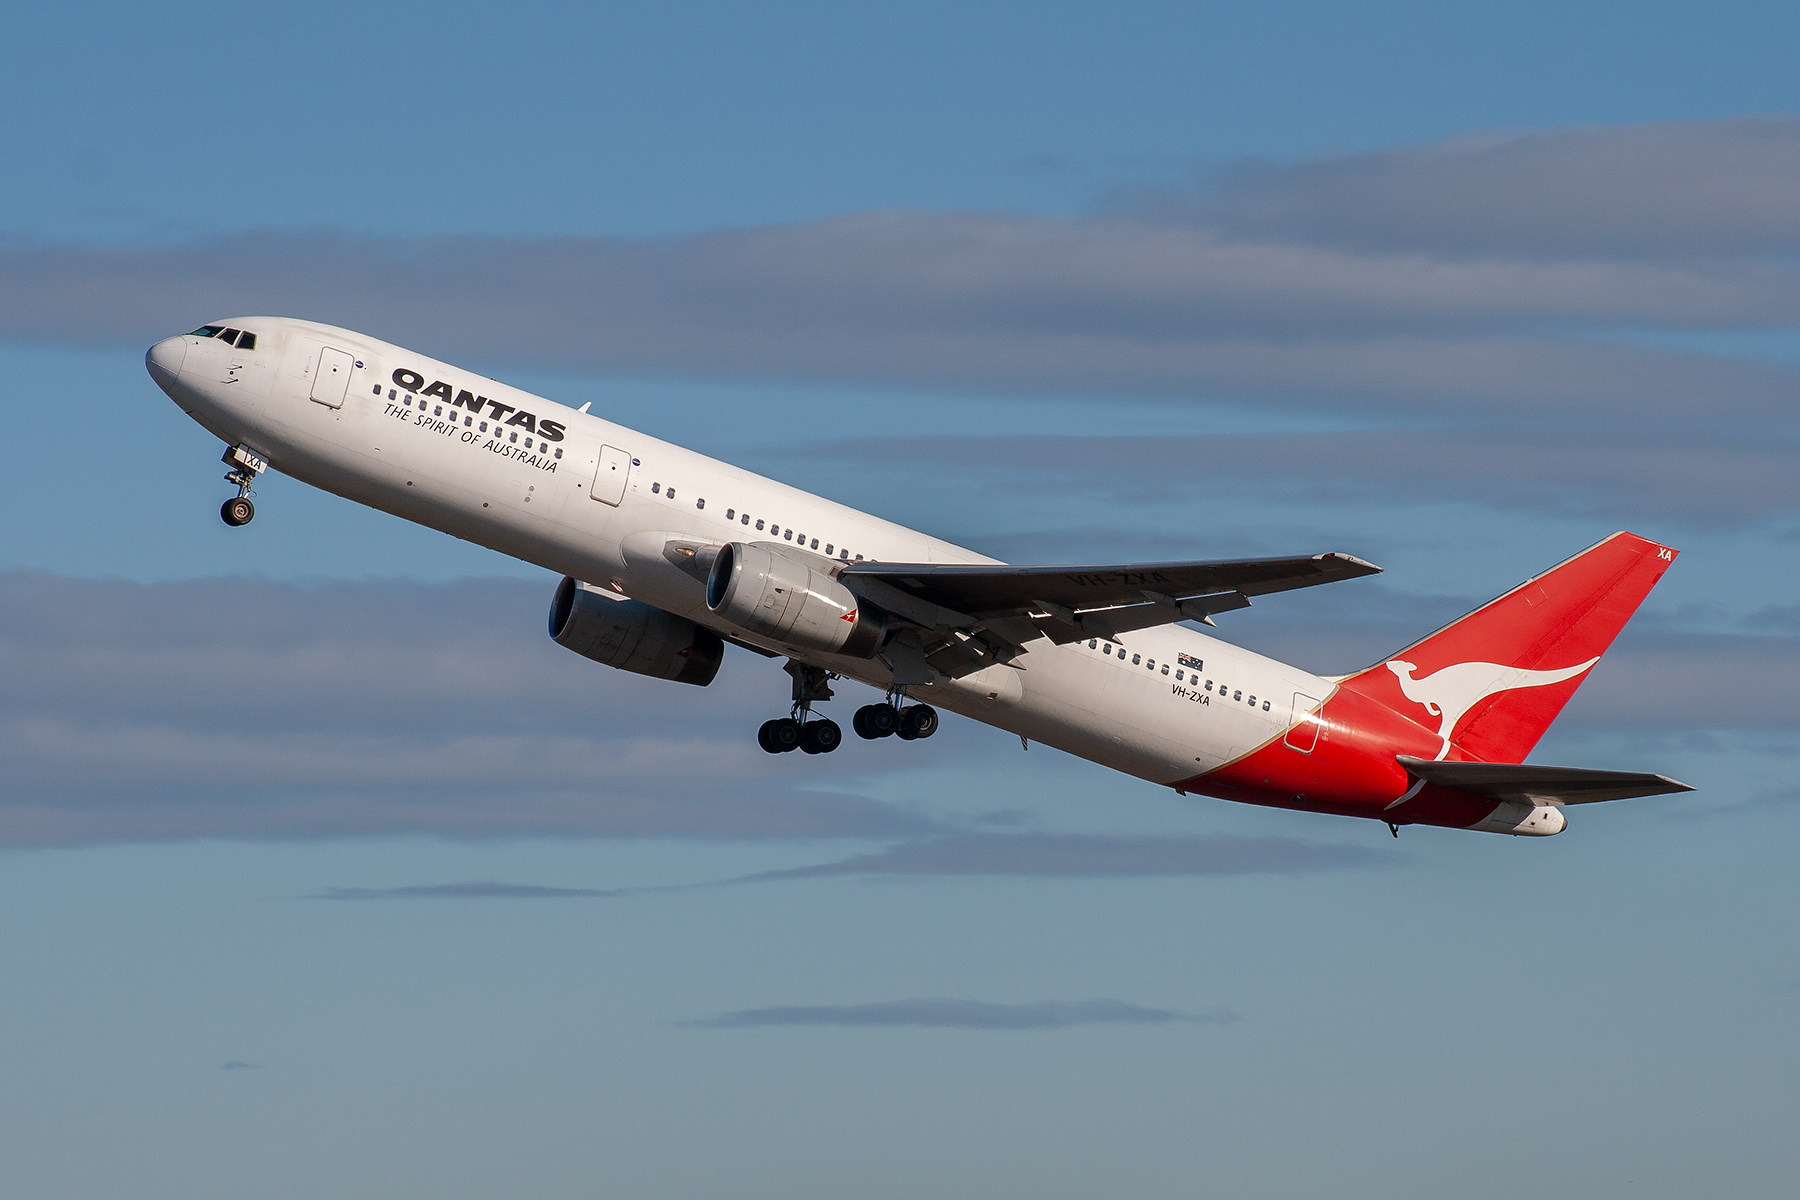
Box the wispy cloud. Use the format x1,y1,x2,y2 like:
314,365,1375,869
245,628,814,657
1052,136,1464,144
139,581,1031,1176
742,832,1390,879
684,998,1236,1030
311,881,649,900
5,119,1800,419
1182,117,1800,258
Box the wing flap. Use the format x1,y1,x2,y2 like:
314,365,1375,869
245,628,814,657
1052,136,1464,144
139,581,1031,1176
1396,755,1695,805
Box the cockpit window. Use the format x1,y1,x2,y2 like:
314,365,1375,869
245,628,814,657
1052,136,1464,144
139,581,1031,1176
190,326,225,338
234,331,256,350
220,328,241,345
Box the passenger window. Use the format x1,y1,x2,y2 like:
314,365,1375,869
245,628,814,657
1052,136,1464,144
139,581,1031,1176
1088,639,1097,649
1145,659,1155,670
726,509,735,520
405,397,413,406
756,520,765,530
810,538,819,549
372,384,381,395
854,554,862,561
1176,670,1184,681
667,489,676,500
651,483,660,494
1233,691,1241,701
479,421,486,432
388,389,396,400
509,432,518,443
743,515,751,525
1248,695,1256,705
825,544,833,555
554,448,562,459
235,331,256,350
696,498,705,509
840,549,848,560
1262,700,1271,711
434,406,442,416
1131,654,1141,664
1205,681,1213,691
1161,664,1169,675
784,529,793,540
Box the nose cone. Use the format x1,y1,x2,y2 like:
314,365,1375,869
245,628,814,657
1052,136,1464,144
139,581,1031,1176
145,335,187,383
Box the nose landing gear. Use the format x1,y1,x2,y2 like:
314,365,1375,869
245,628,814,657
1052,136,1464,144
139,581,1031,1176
219,445,267,527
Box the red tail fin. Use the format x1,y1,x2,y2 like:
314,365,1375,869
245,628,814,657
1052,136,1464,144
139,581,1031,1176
1338,532,1678,763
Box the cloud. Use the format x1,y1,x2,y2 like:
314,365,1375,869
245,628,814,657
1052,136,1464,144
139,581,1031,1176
1187,116,1800,258
4,119,1800,418
311,882,644,900
303,831,1384,902
684,998,1235,1030
742,832,1389,879
0,570,933,846
780,430,1800,526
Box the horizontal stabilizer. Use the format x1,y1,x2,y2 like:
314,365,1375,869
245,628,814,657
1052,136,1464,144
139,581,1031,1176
1396,755,1694,806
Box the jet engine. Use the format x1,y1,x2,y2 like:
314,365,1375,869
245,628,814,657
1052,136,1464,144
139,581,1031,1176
705,542,888,657
549,577,723,686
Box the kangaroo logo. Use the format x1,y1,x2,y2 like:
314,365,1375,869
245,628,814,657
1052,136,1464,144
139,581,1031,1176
1386,657,1600,759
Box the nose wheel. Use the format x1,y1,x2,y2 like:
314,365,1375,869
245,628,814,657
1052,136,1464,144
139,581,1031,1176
219,444,267,527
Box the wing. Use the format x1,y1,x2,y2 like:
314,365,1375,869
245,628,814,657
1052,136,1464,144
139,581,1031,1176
837,551,1381,679
1396,756,1695,805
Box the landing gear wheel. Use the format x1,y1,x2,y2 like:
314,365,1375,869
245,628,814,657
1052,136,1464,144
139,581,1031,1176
800,719,842,755
221,497,255,526
901,704,939,740
853,704,899,740
758,718,803,754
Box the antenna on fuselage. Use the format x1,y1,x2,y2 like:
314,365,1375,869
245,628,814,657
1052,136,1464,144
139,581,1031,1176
578,402,592,414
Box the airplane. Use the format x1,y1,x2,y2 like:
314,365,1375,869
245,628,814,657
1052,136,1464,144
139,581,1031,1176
144,317,1693,838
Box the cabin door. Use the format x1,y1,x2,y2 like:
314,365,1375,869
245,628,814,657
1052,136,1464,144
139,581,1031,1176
590,444,631,505
309,346,355,408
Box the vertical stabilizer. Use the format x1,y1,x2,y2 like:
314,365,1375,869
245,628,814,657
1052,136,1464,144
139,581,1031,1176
1338,532,1677,762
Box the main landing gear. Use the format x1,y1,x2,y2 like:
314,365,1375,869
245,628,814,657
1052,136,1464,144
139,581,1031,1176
852,700,938,741
760,662,844,755
219,444,267,527
756,662,940,754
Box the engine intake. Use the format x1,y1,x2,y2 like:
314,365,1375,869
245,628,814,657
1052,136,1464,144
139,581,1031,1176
705,542,887,657
549,577,723,686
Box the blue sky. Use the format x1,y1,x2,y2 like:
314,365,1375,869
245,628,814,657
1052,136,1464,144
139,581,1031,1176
4,3,1800,1197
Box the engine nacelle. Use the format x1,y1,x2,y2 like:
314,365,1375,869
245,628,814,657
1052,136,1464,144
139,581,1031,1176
549,577,723,686
705,542,888,657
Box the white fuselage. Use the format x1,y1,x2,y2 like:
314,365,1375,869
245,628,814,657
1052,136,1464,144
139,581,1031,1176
149,318,1334,788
